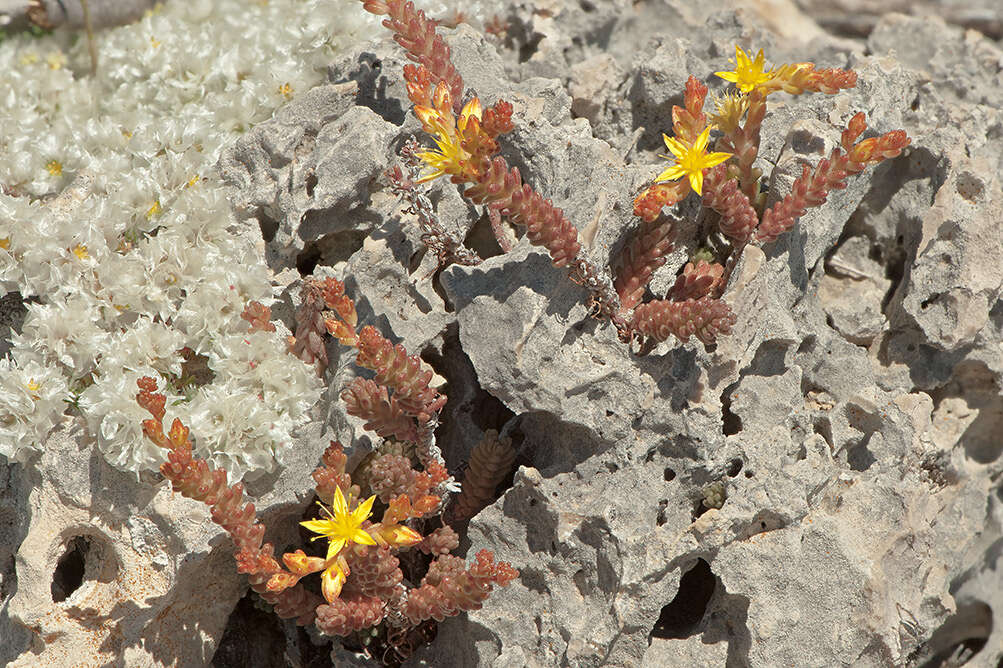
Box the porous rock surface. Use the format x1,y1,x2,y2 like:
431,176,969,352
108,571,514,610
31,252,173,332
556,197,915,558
3,0,1002,666
220,0,1003,664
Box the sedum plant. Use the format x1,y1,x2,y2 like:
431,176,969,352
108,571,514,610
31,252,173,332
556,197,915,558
359,2,911,350
135,279,518,662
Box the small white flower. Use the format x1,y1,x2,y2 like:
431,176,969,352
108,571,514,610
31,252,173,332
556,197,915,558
0,355,69,460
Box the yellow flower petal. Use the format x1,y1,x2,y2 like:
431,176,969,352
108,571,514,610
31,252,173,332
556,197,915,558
300,519,332,536
662,133,686,157
689,170,704,196
332,486,349,516
325,537,347,562
703,152,733,169
655,165,687,183
300,488,377,562
692,126,711,152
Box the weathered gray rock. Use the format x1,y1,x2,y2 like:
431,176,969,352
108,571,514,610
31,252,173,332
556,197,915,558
1,415,334,667
404,5,1002,668
789,0,1002,39
819,235,891,345
6,0,1002,666
219,79,401,271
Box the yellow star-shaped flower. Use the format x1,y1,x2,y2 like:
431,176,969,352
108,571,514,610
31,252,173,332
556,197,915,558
715,46,774,94
655,126,732,196
300,486,377,561
414,97,484,183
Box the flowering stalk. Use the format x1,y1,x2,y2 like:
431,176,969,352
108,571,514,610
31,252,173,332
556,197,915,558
404,550,519,624
632,76,729,219
700,164,759,245
759,62,858,96
756,113,911,243
135,377,321,625
303,441,515,635
630,297,737,346
361,0,465,113
711,91,767,203
613,216,677,312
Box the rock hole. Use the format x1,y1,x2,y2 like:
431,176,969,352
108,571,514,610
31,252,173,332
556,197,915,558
846,439,876,471
518,32,545,64
692,482,726,520
721,384,742,436
304,171,317,198
295,243,320,275
929,361,1003,464
656,499,668,527
464,210,505,261
915,600,992,668
212,591,331,667
255,208,279,242
744,470,754,478
650,558,716,639
664,468,676,482
51,536,90,603
813,418,834,450
726,459,743,477
955,172,984,202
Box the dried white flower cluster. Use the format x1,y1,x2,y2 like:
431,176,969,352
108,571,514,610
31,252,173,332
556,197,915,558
0,0,380,478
